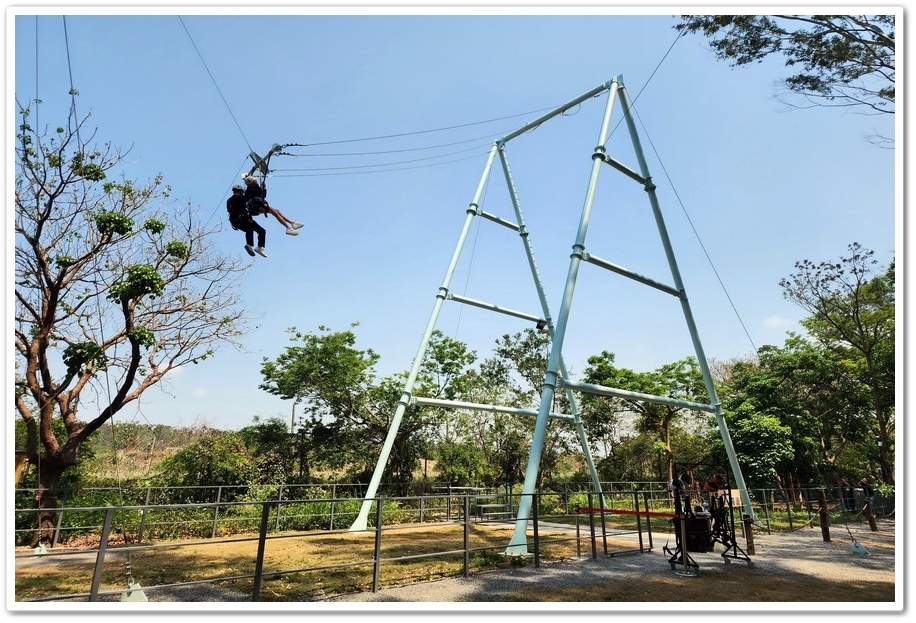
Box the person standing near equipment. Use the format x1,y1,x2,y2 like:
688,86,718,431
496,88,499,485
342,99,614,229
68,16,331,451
227,184,267,257
242,175,304,236
859,476,876,511
840,476,856,512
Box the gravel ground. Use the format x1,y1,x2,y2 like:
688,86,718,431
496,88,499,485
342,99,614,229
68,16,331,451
14,519,898,610
320,519,898,608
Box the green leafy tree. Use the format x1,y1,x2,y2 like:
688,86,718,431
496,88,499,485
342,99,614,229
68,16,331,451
582,353,710,485
238,417,296,485
14,103,250,543
723,338,872,487
707,406,795,489
489,329,576,485
259,327,474,486
779,243,895,483
675,15,895,119
154,428,256,502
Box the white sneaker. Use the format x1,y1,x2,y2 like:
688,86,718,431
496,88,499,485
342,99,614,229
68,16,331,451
285,227,299,236
244,245,256,257
292,222,305,230
255,247,267,257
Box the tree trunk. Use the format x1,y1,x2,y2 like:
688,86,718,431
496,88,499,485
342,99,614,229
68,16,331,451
30,459,67,547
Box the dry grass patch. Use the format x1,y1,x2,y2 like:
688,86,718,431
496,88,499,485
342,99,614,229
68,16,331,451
16,522,632,601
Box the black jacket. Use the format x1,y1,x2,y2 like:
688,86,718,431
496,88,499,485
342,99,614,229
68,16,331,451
226,194,251,224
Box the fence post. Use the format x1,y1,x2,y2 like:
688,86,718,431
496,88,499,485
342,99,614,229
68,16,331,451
588,491,597,559
782,489,793,531
463,496,470,578
865,502,878,532
52,489,68,548
743,514,756,555
632,490,644,552
575,510,582,558
212,486,222,539
88,508,115,601
330,484,337,531
251,501,273,602
372,499,383,593
138,487,151,544
275,486,284,532
817,489,831,542
532,492,540,568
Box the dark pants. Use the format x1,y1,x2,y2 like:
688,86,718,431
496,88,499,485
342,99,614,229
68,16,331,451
232,218,266,247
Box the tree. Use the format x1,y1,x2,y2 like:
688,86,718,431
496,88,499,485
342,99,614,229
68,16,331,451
779,243,895,483
14,103,251,544
719,339,871,488
582,353,710,485
709,406,795,490
154,428,256,502
259,326,474,486
238,417,297,485
675,15,895,119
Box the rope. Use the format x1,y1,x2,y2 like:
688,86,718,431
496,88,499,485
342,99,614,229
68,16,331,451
62,17,81,145
632,109,760,357
177,16,252,153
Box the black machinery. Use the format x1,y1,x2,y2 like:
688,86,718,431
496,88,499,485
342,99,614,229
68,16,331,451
663,464,754,572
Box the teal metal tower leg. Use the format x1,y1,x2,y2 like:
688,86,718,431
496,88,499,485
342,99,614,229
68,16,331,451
497,146,606,509
615,83,756,522
349,145,499,531
505,78,621,554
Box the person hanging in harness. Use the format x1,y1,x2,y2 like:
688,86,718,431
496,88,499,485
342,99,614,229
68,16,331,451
242,174,304,236
227,184,267,257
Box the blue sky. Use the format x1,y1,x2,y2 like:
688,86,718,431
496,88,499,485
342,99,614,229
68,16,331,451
10,6,899,432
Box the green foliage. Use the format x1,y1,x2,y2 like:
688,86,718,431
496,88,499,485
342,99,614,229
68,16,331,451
62,341,108,376
434,441,488,486
779,243,894,483
107,264,165,303
237,417,297,485
70,151,106,181
165,241,190,260
582,353,709,482
675,15,895,115
128,326,156,349
153,429,256,501
94,211,134,236
144,218,166,234
53,255,76,269
721,411,794,488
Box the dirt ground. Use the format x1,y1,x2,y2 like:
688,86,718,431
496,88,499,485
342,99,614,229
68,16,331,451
325,520,899,606
13,519,898,608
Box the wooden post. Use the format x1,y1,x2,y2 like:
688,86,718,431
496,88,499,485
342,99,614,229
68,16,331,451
817,489,831,542
864,502,878,532
742,515,756,555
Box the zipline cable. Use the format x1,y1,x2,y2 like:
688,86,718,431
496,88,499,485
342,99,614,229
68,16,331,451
632,107,759,358
286,105,560,149
62,17,81,144
178,16,253,153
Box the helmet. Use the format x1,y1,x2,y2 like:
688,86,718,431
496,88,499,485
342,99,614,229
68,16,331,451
242,175,257,184
232,184,244,191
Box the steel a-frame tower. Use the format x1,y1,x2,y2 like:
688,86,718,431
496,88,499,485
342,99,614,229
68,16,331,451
350,76,755,548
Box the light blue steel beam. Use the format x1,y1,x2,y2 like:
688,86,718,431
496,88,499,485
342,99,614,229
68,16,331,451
560,379,716,412
500,80,615,144
505,77,621,554
497,145,607,518
446,293,544,325
349,144,500,531
412,396,575,422
615,80,757,521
